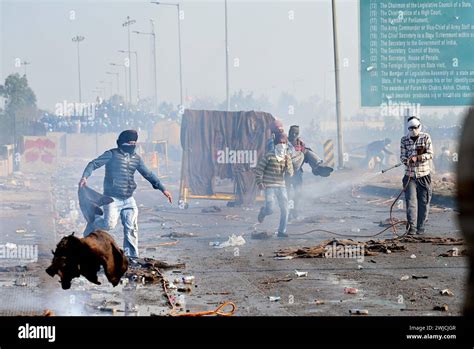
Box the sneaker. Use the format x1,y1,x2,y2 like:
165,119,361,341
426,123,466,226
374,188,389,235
277,232,289,238
417,229,425,235
257,207,266,223
407,227,417,235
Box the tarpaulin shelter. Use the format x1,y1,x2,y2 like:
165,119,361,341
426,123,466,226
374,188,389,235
179,109,275,206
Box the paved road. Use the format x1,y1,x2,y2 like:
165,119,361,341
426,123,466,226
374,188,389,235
0,159,466,316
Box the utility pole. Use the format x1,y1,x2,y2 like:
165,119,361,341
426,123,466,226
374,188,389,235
224,0,230,111
106,71,120,95
21,61,31,77
119,50,140,103
72,35,85,103
122,16,136,105
331,0,344,169
110,63,128,102
134,20,159,114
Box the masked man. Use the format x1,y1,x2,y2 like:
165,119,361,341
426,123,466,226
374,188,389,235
286,125,333,219
366,138,393,170
266,119,285,153
400,117,433,235
256,133,294,238
79,130,172,259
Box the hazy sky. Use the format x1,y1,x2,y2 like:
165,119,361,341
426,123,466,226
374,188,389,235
0,0,464,118
0,0,363,111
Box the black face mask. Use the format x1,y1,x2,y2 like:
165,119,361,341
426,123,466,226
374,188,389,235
120,144,136,154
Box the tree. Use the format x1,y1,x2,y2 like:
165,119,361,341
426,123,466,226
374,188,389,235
0,73,38,146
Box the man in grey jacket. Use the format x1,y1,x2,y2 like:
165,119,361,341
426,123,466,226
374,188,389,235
79,130,172,259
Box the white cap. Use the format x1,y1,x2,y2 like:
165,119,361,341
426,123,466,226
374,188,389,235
407,118,421,128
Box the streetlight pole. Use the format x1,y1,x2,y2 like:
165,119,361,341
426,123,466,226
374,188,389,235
110,63,128,103
119,50,140,103
21,61,31,77
72,35,85,103
134,19,158,115
122,16,136,105
106,71,120,95
99,80,112,99
224,0,230,111
151,1,183,108
331,0,344,170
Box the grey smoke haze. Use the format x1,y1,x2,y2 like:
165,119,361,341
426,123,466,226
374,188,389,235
0,0,463,119
0,1,356,110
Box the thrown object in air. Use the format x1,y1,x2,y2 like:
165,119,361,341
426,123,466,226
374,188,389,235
46,230,128,290
305,148,333,177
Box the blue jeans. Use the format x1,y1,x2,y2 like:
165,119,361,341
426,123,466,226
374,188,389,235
83,196,139,258
261,186,289,234
403,174,432,232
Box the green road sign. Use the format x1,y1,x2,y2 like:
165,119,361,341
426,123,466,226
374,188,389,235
360,0,474,107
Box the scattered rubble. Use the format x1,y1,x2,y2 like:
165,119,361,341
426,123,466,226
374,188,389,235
433,304,449,312
439,248,468,257
275,236,465,259
440,289,454,297
294,270,308,278
412,275,428,280
344,287,358,294
213,234,246,248
349,309,368,315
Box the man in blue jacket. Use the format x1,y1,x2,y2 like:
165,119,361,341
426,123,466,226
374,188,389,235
79,130,172,259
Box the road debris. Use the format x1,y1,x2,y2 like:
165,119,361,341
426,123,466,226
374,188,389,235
410,254,417,259
344,287,358,294
412,275,428,279
182,276,195,284
315,300,325,305
274,256,294,260
400,275,410,281
269,296,281,302
433,304,449,312
42,310,55,316
440,289,454,296
398,236,464,245
438,248,468,257
213,234,246,248
349,309,368,315
295,270,308,278
275,238,406,258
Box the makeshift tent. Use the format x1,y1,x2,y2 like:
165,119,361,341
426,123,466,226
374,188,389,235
180,109,275,206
